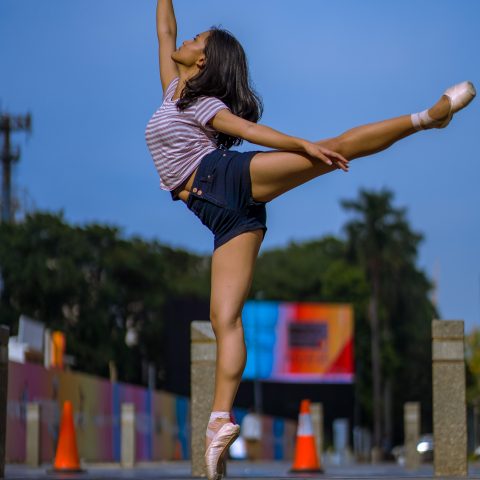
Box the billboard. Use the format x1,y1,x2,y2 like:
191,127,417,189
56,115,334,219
242,301,354,383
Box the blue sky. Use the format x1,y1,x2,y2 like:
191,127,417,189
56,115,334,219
1,1,479,332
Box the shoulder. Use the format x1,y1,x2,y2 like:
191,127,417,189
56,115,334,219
194,96,231,127
196,95,228,106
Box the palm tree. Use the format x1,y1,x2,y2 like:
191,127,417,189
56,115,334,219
342,188,423,454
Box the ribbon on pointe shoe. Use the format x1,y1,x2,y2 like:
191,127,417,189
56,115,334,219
206,412,231,443
411,81,476,131
411,107,448,131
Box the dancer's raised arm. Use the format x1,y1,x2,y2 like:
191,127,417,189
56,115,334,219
157,0,179,93
211,109,350,171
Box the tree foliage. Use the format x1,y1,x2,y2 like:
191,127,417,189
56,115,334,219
341,188,437,449
0,188,438,446
0,211,210,384
466,329,480,407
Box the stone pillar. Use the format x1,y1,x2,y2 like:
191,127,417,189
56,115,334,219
333,418,350,465
121,403,135,468
404,402,420,470
370,446,383,464
191,321,217,477
353,426,371,462
432,319,467,477
310,403,324,468
26,403,40,467
0,325,9,479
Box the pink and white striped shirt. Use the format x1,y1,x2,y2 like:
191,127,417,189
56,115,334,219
145,76,231,191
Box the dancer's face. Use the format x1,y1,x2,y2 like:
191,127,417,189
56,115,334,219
172,31,210,70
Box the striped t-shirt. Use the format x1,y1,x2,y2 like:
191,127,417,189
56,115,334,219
145,76,231,191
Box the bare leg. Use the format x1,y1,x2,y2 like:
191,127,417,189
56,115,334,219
205,229,264,450
250,96,450,202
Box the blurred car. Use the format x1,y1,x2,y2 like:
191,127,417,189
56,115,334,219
416,434,434,462
391,434,434,464
473,445,480,459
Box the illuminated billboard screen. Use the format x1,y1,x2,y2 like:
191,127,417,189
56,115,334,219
241,301,354,383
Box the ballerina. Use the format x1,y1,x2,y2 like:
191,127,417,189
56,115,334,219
145,2,476,479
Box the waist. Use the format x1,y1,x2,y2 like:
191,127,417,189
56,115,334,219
171,167,199,200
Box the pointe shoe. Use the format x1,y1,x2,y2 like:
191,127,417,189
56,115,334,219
411,81,476,130
205,422,240,480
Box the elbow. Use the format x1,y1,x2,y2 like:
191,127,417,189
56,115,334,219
242,122,257,143
157,26,176,37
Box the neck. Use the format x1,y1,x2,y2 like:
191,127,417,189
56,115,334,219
174,64,200,96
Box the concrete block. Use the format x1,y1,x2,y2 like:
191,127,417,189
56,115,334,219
121,403,135,468
310,403,324,468
432,320,467,477
191,321,216,477
26,403,40,467
404,402,420,470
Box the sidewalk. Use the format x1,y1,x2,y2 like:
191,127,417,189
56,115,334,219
5,461,480,479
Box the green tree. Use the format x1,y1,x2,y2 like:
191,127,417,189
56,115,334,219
342,188,437,451
0,196,437,447
251,236,350,301
466,329,480,406
0,211,211,384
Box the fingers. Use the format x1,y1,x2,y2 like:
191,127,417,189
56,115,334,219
337,160,349,172
304,142,350,172
332,158,349,172
332,155,349,172
322,148,349,165
318,154,349,172
319,147,350,172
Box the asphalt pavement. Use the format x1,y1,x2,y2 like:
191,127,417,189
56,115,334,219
4,461,480,480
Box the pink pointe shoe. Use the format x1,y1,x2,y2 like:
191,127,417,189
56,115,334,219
205,422,240,480
411,80,476,130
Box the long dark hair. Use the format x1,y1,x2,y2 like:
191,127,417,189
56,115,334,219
176,26,263,149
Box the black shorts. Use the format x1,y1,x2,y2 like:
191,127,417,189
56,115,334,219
176,148,268,250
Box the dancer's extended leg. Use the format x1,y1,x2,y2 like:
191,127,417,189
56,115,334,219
250,96,451,202
206,229,264,451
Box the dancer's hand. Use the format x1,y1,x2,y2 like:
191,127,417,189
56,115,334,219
301,141,349,172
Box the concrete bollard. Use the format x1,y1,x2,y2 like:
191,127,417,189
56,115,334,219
191,321,217,477
353,426,372,462
310,403,324,468
333,418,350,465
370,446,382,464
432,320,467,477
0,325,9,479
26,403,40,467
404,402,420,470
121,403,135,468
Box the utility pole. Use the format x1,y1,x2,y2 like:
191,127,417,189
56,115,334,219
0,111,32,223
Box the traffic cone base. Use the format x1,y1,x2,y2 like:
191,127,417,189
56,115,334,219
47,467,85,473
47,400,86,473
290,399,324,473
289,468,324,473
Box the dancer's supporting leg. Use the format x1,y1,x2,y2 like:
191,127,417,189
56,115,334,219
250,96,451,202
206,229,264,451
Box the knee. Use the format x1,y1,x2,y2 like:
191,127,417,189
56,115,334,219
210,308,242,334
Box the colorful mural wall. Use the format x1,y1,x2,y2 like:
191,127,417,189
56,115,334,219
6,361,296,463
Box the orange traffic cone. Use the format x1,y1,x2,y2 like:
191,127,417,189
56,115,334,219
289,399,323,473
49,401,85,473
173,438,182,460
